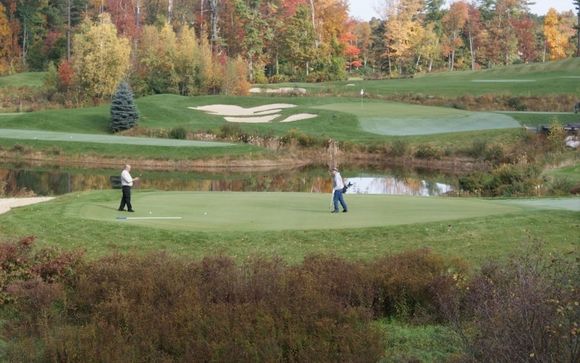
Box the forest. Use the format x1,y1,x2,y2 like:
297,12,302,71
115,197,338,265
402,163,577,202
0,0,579,101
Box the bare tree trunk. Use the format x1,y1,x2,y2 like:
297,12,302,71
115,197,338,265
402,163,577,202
168,0,173,24
22,23,27,65
67,0,71,60
209,0,219,52
308,0,319,47
469,30,475,70
428,57,433,72
577,12,580,56
543,41,546,62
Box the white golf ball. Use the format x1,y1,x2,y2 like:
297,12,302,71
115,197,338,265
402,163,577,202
203,212,207,215
149,211,152,214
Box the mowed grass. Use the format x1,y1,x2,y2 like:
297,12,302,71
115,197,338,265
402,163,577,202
79,191,525,231
0,191,577,264
0,94,523,144
314,102,519,135
0,72,45,89
267,58,580,97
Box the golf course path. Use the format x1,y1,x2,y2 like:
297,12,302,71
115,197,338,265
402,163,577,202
0,129,234,147
0,197,55,215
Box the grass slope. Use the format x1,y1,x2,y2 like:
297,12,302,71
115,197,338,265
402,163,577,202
0,128,234,147
269,58,580,97
0,191,577,264
0,72,45,89
0,94,523,143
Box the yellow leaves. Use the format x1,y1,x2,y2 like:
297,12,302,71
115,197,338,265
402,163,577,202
543,8,570,60
72,13,131,99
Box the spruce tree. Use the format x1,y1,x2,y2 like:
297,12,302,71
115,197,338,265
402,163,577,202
110,81,139,132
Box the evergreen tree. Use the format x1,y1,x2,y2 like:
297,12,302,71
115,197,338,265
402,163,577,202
110,81,139,132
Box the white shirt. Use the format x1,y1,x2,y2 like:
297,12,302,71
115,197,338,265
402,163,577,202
333,172,345,191
121,169,133,187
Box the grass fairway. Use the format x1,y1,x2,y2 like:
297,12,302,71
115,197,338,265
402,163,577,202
314,102,519,135
0,191,577,264
269,58,580,97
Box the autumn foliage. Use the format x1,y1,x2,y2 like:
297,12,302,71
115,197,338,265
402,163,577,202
2,235,576,361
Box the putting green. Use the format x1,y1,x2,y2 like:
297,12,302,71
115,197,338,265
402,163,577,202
76,191,525,232
313,102,520,136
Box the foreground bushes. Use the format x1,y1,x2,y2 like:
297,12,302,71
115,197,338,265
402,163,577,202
1,237,578,362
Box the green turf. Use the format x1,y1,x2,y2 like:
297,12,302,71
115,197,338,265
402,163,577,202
266,58,580,97
500,112,579,127
314,102,519,135
78,191,525,232
544,164,580,184
0,72,45,89
0,94,525,144
0,128,234,147
0,191,577,264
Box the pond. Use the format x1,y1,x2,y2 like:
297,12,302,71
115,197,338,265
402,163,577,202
0,163,455,197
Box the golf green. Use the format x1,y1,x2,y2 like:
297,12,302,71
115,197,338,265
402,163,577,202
76,191,525,232
313,102,520,136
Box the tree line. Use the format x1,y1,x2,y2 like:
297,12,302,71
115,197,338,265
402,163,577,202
1,0,579,101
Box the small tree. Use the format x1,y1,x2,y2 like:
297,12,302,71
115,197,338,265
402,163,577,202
110,81,139,132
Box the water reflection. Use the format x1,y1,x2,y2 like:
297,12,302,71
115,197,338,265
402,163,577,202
0,163,454,197
347,177,453,196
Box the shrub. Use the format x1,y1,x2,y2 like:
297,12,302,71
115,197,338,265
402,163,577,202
414,145,441,159
449,240,580,362
169,127,187,140
390,139,409,157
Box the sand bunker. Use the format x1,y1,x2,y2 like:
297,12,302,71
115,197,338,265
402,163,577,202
0,197,55,215
191,103,319,123
472,79,536,83
280,113,318,122
225,115,280,123
190,104,296,116
249,87,307,95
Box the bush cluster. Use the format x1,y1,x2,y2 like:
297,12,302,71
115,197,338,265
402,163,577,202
2,238,577,362
3,244,463,362
440,241,580,362
458,161,543,196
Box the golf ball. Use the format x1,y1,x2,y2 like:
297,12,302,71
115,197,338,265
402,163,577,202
203,212,207,215
149,211,152,214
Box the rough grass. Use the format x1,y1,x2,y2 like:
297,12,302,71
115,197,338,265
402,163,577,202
0,191,577,264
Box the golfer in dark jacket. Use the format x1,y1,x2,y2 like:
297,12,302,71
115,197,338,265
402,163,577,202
118,164,139,212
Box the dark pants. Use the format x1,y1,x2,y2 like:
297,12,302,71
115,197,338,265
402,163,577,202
119,186,133,211
333,190,348,212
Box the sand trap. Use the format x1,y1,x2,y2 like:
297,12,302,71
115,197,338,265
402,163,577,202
225,114,280,123
0,197,55,215
249,87,307,95
280,113,318,122
472,79,536,83
190,104,296,116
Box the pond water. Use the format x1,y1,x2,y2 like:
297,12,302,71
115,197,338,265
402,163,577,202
0,163,455,197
